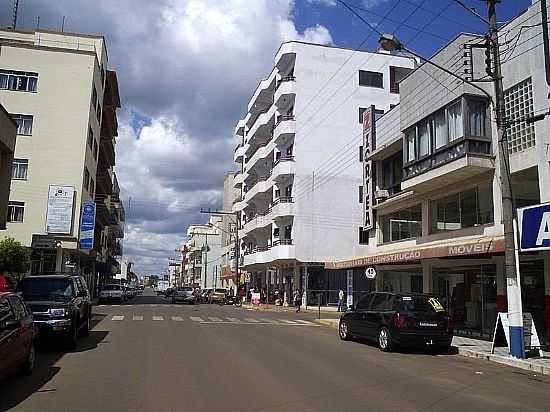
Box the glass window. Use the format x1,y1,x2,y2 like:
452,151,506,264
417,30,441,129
358,70,383,88
371,293,390,310
405,128,416,162
92,85,98,109
432,110,448,149
0,298,14,322
20,278,74,302
358,227,369,244
447,101,463,142
430,183,494,233
504,78,535,153
0,73,7,89
7,201,24,223
356,293,373,310
7,296,26,320
381,151,403,195
93,139,98,160
468,100,487,137
0,70,38,92
12,114,33,135
12,159,28,180
418,120,430,157
380,204,422,243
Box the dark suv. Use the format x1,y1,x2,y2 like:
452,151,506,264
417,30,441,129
19,274,92,349
338,292,453,352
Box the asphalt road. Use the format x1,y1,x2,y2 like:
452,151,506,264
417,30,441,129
2,288,550,412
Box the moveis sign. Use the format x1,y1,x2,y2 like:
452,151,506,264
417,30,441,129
362,106,376,230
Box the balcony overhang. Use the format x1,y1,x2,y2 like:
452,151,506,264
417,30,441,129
368,138,402,161
274,118,296,145
274,78,296,110
401,154,495,194
275,44,296,74
248,68,277,113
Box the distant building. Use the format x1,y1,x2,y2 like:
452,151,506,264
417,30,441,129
185,216,223,289
220,171,239,290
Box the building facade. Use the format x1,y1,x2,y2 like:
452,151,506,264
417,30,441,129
185,216,223,289
328,1,550,342
220,171,239,290
0,29,124,292
0,104,16,229
232,41,415,304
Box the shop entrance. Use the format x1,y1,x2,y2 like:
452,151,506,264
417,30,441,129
433,265,497,339
520,260,545,342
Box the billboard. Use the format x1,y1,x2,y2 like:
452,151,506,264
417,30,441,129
362,106,376,230
518,202,550,251
45,185,75,234
79,201,96,250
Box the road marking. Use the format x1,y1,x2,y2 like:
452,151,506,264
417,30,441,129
190,316,203,322
133,315,143,321
208,317,223,322
172,316,183,322
259,318,278,324
279,319,299,324
226,317,241,322
152,316,164,321
111,315,124,321
244,318,260,323
294,320,315,325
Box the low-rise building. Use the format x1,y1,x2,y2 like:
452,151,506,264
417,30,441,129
186,216,223,289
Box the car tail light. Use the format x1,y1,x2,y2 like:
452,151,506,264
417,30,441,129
393,313,407,328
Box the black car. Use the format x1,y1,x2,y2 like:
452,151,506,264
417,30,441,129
18,274,93,349
338,292,453,352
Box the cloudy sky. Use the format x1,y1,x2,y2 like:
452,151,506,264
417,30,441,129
1,0,531,274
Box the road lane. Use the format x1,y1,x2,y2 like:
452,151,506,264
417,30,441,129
2,294,549,412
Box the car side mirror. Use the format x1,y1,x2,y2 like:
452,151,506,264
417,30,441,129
0,319,21,330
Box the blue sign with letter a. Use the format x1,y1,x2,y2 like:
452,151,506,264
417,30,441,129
79,201,96,250
518,202,550,251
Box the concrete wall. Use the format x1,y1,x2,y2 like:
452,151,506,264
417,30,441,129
0,105,17,229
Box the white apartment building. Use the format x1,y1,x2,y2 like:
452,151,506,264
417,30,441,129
0,29,123,291
185,216,223,289
327,1,550,342
232,41,415,303
220,171,239,290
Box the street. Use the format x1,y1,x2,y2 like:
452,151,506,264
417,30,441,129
1,288,549,412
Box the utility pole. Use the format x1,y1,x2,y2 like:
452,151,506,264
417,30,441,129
487,0,525,358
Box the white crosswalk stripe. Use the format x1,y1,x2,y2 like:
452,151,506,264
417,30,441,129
208,317,223,322
259,318,278,324
226,317,241,322
190,316,203,322
294,320,315,325
111,315,124,321
172,316,183,322
133,315,143,321
152,316,164,321
244,318,260,323
279,319,299,324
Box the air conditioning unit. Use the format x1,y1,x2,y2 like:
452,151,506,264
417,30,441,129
374,190,390,202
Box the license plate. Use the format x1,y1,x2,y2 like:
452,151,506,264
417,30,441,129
420,322,438,327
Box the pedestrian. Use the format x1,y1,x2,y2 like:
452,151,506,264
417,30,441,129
294,289,302,313
337,289,345,312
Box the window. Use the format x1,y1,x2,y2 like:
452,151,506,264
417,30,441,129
418,120,430,157
88,126,94,149
91,85,98,109
12,159,28,180
286,144,293,156
411,276,423,293
405,128,416,162
284,225,292,240
359,145,363,162
0,69,38,92
381,152,403,195
380,204,422,243
84,168,90,192
12,114,33,135
359,185,364,203
358,227,369,244
504,78,535,153
430,183,494,233
7,296,27,320
447,101,463,142
371,293,391,310
432,110,448,149
273,227,280,238
359,70,383,88
93,139,99,160
7,201,24,223
468,99,487,137
285,185,292,197
359,107,384,124
356,293,373,310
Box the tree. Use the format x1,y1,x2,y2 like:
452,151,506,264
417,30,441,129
0,238,30,274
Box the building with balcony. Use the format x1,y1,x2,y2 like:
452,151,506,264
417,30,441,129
220,172,239,291
328,1,550,342
0,28,123,294
232,41,415,303
0,104,16,230
186,216,223,289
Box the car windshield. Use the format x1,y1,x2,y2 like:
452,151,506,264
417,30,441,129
102,285,121,291
20,278,73,302
400,296,445,313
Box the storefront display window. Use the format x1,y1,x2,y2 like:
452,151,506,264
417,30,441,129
380,204,422,243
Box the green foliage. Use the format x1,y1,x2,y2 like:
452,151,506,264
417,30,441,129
0,237,30,274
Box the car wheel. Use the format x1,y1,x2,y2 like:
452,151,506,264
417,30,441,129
378,327,393,352
21,343,35,375
339,320,351,341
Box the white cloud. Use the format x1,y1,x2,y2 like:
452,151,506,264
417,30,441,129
306,0,337,6
362,0,391,9
10,0,333,274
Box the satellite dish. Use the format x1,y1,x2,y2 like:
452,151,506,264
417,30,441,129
365,267,377,279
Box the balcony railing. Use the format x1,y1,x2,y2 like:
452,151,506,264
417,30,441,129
243,239,293,256
273,239,293,246
273,155,294,167
275,114,295,128
272,196,293,206
276,75,296,90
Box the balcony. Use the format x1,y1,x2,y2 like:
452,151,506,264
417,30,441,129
242,211,271,235
246,140,276,170
273,114,296,143
232,197,247,212
234,144,245,163
275,44,296,75
270,197,294,218
248,68,277,114
274,76,296,110
246,105,276,145
233,172,245,188
242,239,295,268
243,175,272,201
271,155,295,181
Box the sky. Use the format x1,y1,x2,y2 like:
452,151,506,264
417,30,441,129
0,0,533,275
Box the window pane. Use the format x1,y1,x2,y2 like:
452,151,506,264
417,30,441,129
12,159,28,180
448,102,463,141
27,77,38,92
406,129,415,162
418,121,430,157
359,70,383,88
433,110,448,149
478,184,494,224
460,188,477,228
0,73,7,89
381,204,422,243
469,100,487,136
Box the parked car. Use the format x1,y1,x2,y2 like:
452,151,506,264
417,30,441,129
164,287,175,298
338,292,453,352
171,287,197,304
99,284,126,303
209,289,227,304
0,292,37,379
19,274,93,349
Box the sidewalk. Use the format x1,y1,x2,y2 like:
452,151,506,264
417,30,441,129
315,318,550,376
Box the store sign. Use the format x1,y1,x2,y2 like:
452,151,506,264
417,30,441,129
365,267,376,279
518,202,550,251
31,234,57,250
346,269,353,307
362,106,376,230
79,201,96,250
46,185,75,234
325,238,505,269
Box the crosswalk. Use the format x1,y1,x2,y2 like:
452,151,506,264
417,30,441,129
101,314,319,327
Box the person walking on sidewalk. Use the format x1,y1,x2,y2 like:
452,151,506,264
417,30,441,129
337,289,345,312
294,289,302,313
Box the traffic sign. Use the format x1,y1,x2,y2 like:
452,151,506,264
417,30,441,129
365,267,376,279
518,202,550,251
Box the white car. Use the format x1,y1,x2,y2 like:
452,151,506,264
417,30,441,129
99,284,125,303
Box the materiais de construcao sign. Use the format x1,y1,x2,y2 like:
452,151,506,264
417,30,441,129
79,201,96,250
362,105,375,231
325,238,505,269
45,185,75,234
518,202,550,251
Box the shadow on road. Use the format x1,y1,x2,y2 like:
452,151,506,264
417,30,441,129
350,337,458,356
0,328,109,411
